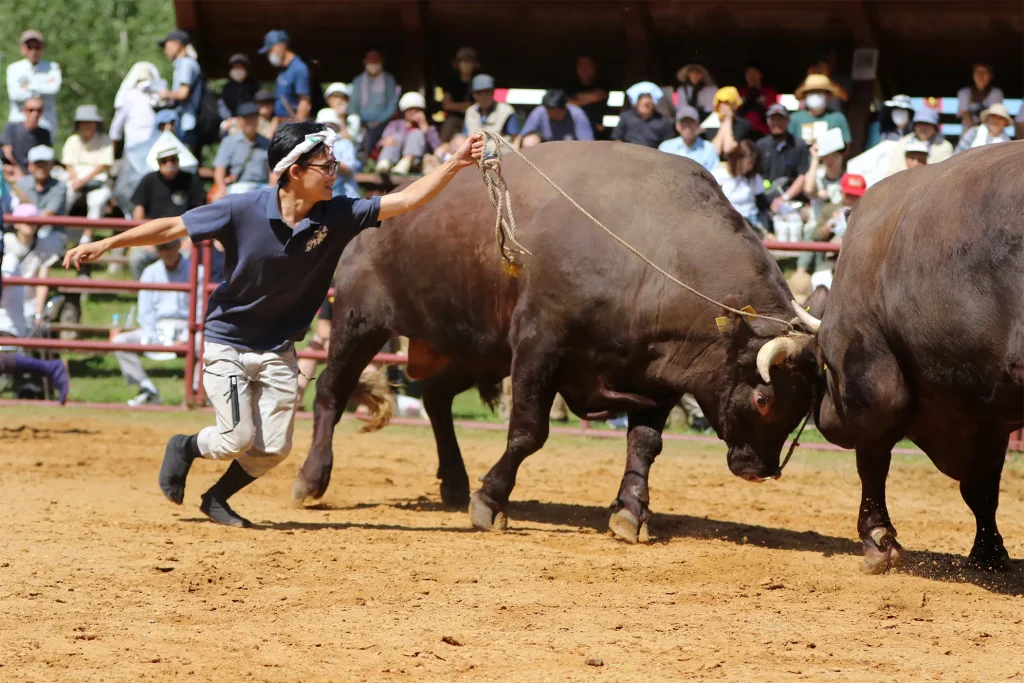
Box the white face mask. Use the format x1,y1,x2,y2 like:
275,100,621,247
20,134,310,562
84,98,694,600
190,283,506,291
891,110,910,128
366,63,382,76
805,93,827,111
268,53,283,68
229,68,247,83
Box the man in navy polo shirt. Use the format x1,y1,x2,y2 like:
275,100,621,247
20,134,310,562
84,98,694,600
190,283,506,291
259,30,311,123
65,122,486,527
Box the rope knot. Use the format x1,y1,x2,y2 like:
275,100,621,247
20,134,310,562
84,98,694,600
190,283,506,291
476,131,531,276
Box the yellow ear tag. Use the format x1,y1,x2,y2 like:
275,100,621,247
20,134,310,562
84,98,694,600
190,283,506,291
740,305,757,317
715,316,731,333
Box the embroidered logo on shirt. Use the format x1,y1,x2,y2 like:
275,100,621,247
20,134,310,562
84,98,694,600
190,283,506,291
305,225,328,252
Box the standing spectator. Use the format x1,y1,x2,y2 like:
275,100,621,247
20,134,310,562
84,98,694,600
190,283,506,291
566,56,609,139
675,63,716,122
463,74,519,138
254,90,277,140
350,49,399,156
886,108,953,174
955,103,1014,153
11,146,66,241
62,105,114,246
376,92,441,175
658,105,719,172
712,140,768,230
113,240,192,406
220,54,259,118
880,94,914,141
259,30,311,123
788,74,851,146
156,30,203,148
518,90,593,146
957,63,1003,130
612,82,674,148
1,97,52,176
6,30,61,134
903,140,930,169
211,103,270,200
440,47,480,142
757,104,810,209
709,86,755,158
111,62,162,152
315,109,360,198
129,145,204,278
737,61,777,138
324,82,361,143
0,204,65,338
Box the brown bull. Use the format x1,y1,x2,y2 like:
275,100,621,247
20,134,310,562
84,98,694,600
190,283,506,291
293,141,818,541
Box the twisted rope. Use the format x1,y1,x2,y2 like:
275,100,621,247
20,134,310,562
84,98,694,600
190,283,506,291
474,130,794,330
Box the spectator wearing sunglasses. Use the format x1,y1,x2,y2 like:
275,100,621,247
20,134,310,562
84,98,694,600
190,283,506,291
1,97,52,177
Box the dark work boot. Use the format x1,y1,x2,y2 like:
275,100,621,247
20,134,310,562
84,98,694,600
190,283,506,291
159,434,200,504
200,461,256,528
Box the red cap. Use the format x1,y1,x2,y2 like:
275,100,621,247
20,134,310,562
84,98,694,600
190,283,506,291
840,173,867,197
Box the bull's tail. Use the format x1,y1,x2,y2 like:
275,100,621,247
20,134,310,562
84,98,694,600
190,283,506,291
356,367,395,433
478,381,502,412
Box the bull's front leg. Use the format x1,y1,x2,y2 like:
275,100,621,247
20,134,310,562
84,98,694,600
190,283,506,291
856,440,903,574
608,405,673,544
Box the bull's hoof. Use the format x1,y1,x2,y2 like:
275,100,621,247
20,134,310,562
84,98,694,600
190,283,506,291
860,527,904,575
967,543,1011,572
291,477,322,507
608,508,651,544
469,491,508,532
439,477,471,510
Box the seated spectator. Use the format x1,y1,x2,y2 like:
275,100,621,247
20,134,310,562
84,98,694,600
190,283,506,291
62,105,114,244
375,92,441,175
10,145,66,244
111,62,162,152
463,74,519,139
612,82,674,148
211,102,270,200
709,86,755,158
566,56,609,139
737,61,778,138
113,239,191,406
712,140,767,230
756,104,810,210
886,108,953,174
324,82,361,142
220,53,259,119
350,49,399,155
1,97,52,177
903,140,929,169
315,108,360,198
675,62,716,122
957,63,1003,129
789,74,851,146
254,90,277,140
807,173,865,291
955,103,1014,153
129,144,204,278
795,127,846,288
518,89,593,147
880,94,914,141
657,104,718,172
0,203,64,337
440,46,479,142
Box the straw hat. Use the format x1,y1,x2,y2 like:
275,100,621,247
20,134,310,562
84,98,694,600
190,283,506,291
795,74,838,99
981,102,1014,126
677,63,713,85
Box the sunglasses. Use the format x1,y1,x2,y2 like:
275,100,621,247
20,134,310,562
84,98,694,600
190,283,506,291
25,107,43,113
24,42,42,51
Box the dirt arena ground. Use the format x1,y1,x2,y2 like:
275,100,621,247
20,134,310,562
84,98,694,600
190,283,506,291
2,406,1023,682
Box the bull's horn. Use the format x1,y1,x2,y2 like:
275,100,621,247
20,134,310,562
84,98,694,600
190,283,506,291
791,300,821,333
756,337,802,384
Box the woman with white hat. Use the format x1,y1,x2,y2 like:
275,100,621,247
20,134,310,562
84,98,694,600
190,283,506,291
787,73,851,147
955,102,1014,153
374,91,441,175
323,82,362,143
675,62,716,122
62,104,115,244
610,81,673,148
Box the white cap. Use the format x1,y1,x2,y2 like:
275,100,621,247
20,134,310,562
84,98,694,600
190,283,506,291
324,82,350,98
399,91,426,112
316,107,342,130
816,127,845,157
27,145,55,163
904,139,929,155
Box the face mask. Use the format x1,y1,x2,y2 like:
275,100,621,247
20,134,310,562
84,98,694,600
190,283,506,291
229,68,247,83
366,63,382,76
891,110,910,128
268,53,283,68
805,93,827,111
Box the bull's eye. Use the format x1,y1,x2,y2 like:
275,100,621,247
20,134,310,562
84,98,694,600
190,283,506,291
752,391,772,416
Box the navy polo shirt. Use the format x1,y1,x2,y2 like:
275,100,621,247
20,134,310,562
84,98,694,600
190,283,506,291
183,187,381,351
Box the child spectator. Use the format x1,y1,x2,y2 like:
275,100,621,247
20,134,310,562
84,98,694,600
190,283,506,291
324,82,361,143
903,140,929,169
955,103,1014,153
315,108,360,198
886,108,953,174
657,105,719,172
350,49,399,155
957,63,1003,129
611,82,674,148
375,92,441,176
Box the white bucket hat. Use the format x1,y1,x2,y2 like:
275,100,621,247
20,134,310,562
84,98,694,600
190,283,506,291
399,91,426,112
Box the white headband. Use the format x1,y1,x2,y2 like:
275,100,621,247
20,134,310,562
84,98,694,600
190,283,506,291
272,129,338,175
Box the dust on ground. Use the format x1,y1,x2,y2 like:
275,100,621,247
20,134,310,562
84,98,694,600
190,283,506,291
1,406,1023,682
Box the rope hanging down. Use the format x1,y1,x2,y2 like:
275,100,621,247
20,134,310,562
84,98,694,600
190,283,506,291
473,130,795,331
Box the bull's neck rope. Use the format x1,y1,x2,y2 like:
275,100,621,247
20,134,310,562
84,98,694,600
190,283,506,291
474,130,795,331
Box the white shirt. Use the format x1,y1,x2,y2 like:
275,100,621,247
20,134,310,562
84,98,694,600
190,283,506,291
0,231,63,336
110,89,156,149
6,58,62,132
712,168,764,219
137,257,192,341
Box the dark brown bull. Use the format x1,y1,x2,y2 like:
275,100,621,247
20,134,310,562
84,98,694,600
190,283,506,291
292,141,818,541
803,141,1024,572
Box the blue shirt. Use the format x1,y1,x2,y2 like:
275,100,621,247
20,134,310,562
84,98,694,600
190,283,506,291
172,56,203,133
183,187,381,351
331,137,360,198
274,56,311,119
520,104,593,142
213,132,270,183
138,256,192,339
658,135,719,172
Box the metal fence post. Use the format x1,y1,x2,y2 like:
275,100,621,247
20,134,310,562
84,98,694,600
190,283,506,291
184,244,200,408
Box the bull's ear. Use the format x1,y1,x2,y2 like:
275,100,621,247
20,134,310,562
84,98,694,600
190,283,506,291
718,294,760,336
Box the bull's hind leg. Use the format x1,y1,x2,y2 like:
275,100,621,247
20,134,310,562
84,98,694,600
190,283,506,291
961,438,1011,571
292,307,391,505
421,365,475,508
608,404,674,544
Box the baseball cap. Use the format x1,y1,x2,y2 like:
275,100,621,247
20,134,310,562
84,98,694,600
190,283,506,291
840,173,867,197
675,104,700,122
26,145,55,164
154,109,180,126
157,30,190,48
884,94,913,110
259,29,290,55
324,82,351,98
542,89,568,109
904,140,929,155
235,102,259,117
12,203,40,218
471,74,495,93
228,53,250,67
20,30,44,45
766,103,790,118
912,108,940,126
